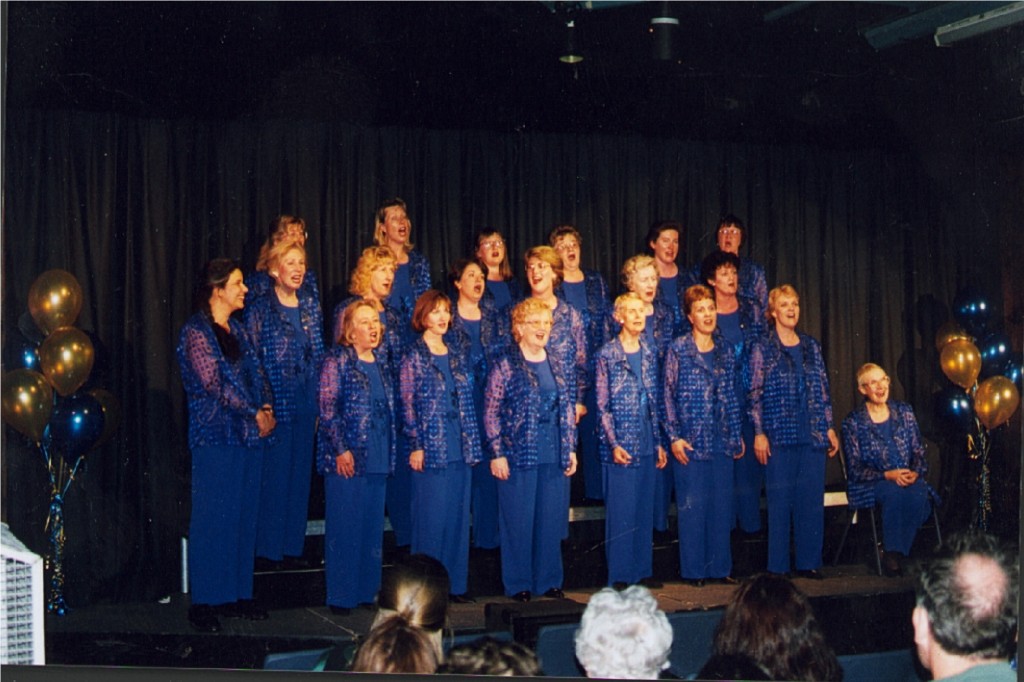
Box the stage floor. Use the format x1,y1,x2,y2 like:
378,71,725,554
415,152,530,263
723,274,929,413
43,515,925,671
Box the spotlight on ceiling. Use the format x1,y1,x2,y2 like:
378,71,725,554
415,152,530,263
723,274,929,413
560,19,584,64
649,3,680,61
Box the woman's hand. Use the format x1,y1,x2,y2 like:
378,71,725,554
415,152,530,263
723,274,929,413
491,457,510,481
826,428,839,458
656,446,668,469
733,438,746,460
612,446,632,465
335,451,355,478
409,450,425,472
564,452,577,476
575,403,587,424
671,439,692,466
754,434,770,465
256,406,276,437
885,468,918,487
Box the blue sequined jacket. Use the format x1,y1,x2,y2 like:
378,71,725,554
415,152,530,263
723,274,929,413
317,345,396,476
595,336,665,466
747,331,834,449
664,333,743,460
444,296,512,392
548,297,589,405
841,400,933,509
555,270,614,376
177,313,273,450
686,257,768,315
399,338,483,468
655,269,691,337
385,249,432,347
243,288,325,421
482,276,523,311
483,347,577,470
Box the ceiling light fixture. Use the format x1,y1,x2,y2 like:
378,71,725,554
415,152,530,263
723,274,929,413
650,2,680,61
560,20,584,64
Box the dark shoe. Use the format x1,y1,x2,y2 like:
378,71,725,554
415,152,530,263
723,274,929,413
329,605,351,616
511,591,531,603
612,581,629,591
681,578,706,588
639,577,664,589
543,587,565,599
188,604,221,633
793,569,824,580
710,576,739,585
449,593,476,604
882,550,903,577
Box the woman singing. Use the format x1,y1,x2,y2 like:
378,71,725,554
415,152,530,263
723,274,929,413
841,363,935,576
474,229,521,311
318,299,396,615
747,285,839,578
400,290,483,602
177,259,275,632
484,298,578,603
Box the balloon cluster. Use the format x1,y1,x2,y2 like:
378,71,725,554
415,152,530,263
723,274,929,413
0,270,121,615
933,288,1021,530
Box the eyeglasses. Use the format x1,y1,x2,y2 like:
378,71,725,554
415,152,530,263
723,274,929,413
718,227,741,236
553,240,579,252
527,262,552,273
862,376,891,390
481,240,504,249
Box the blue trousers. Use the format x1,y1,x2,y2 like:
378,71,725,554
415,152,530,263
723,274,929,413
255,411,316,560
497,464,566,596
579,393,603,500
674,455,735,579
411,462,472,595
733,423,764,532
653,462,674,532
189,444,262,606
387,432,413,546
765,444,826,574
874,479,931,555
324,473,387,608
471,462,500,549
603,459,656,585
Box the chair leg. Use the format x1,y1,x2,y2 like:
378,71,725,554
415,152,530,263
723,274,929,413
833,508,855,566
868,507,883,576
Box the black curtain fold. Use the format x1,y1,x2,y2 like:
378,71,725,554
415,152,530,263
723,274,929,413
2,108,1000,605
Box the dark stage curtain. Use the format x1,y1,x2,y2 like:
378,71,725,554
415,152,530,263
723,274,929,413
0,108,1002,605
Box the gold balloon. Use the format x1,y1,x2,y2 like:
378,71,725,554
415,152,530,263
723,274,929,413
28,269,83,336
934,321,971,353
38,327,95,397
88,388,121,448
975,376,1020,430
1,369,54,443
939,338,981,390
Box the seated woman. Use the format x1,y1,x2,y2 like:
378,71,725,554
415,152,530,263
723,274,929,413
709,573,842,681
841,362,935,576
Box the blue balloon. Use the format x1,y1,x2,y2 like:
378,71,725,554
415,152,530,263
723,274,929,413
4,335,40,371
978,333,1012,379
49,393,105,464
933,385,975,434
952,288,992,338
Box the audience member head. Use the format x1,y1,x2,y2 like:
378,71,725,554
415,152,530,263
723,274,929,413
574,585,673,679
475,229,513,281
350,615,440,674
698,652,771,680
912,531,1019,679
348,246,398,299
372,553,451,663
711,573,842,681
439,637,543,676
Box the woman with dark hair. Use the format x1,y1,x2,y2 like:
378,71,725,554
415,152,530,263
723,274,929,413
646,220,687,336
748,285,839,578
445,258,510,550
400,290,482,602
549,225,613,502
244,239,325,570
709,572,843,681
318,299,396,615
176,259,276,632
474,229,521,311
689,214,768,314
664,285,744,586
484,298,578,603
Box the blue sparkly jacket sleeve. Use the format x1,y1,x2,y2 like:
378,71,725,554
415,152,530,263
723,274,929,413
176,313,271,449
243,288,325,421
317,345,396,476
548,298,589,404
663,333,742,459
747,331,834,448
841,400,933,508
483,348,577,469
595,336,664,466
399,338,483,467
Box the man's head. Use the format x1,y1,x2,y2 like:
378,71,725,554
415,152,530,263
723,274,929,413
912,531,1018,677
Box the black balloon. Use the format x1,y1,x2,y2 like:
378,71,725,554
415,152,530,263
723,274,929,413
48,393,105,464
933,385,975,434
978,332,1012,379
951,287,991,338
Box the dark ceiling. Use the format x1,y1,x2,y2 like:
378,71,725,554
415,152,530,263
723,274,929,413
5,2,1024,150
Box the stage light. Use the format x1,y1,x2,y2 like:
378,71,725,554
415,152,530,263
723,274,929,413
650,2,680,61
560,20,584,64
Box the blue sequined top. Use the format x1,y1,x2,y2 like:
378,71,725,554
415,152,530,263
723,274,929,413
595,336,665,467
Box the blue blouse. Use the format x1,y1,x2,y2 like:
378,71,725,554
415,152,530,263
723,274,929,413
362,359,392,475
555,270,613,378
527,358,560,465
595,336,664,467
547,297,589,405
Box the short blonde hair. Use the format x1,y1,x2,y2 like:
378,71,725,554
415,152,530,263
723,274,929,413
349,246,398,297
621,254,657,291
511,298,553,343
524,245,563,284
338,299,381,347
255,215,306,271
614,291,645,317
264,239,305,276
767,284,800,321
